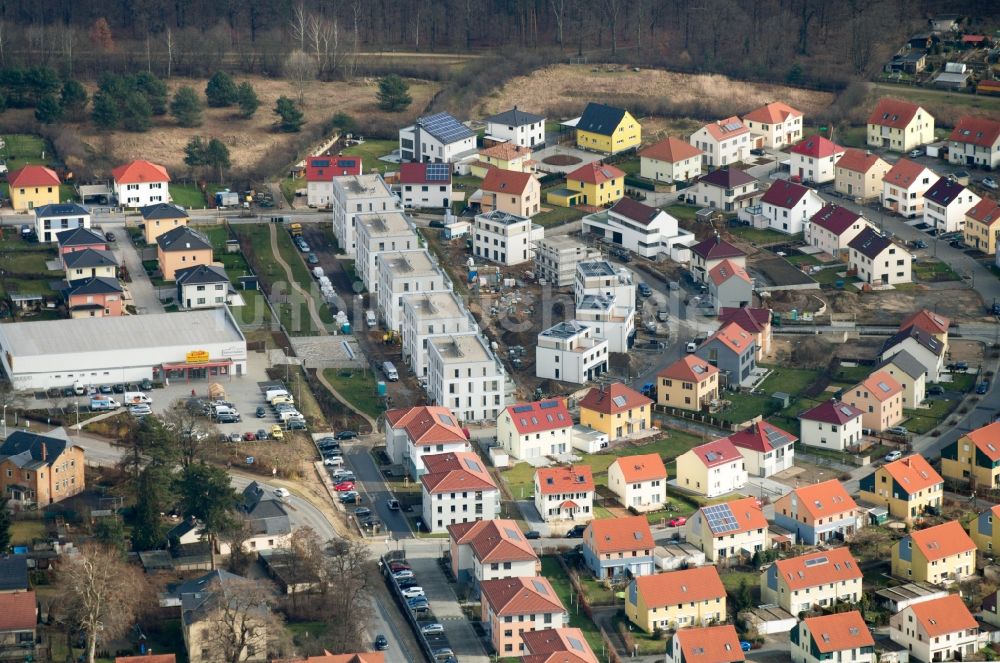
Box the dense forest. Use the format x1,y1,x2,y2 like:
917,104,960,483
0,0,995,89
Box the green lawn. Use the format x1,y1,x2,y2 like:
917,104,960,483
280,177,305,206
903,397,961,434
0,134,52,171
875,83,1000,113
533,204,585,228
539,557,605,654
948,372,977,393
231,289,274,328
913,259,961,283
10,520,45,546
321,368,385,420
728,227,803,245
663,204,699,222
786,253,821,266
340,139,398,174
615,157,642,176
169,183,208,209
197,225,252,279
717,366,822,424
611,613,667,656
719,569,759,592
837,126,868,149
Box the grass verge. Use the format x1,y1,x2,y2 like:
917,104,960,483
321,368,385,420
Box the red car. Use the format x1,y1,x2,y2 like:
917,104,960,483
334,481,356,492
389,562,410,572
243,432,257,441
668,516,687,527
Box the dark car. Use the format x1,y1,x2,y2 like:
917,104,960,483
387,498,401,511
140,378,153,390
307,253,319,265
637,283,652,297
565,524,586,538
949,239,964,249
61,386,75,397
105,232,117,243
978,380,990,394
354,507,372,519
374,634,388,651
112,384,125,393
257,429,268,440
317,438,340,450
288,419,307,430
948,361,969,371
429,220,445,229
927,385,945,396
255,406,266,418
750,148,766,156
912,239,928,249
524,531,541,540
335,430,358,440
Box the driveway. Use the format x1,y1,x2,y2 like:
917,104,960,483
345,444,413,539
110,226,164,314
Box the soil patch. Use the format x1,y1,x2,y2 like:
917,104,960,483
542,154,583,166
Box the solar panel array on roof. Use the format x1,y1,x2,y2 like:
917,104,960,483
539,401,559,410
568,637,584,651
839,406,855,416
612,395,628,408
419,112,475,144
723,121,743,131
465,458,482,473
703,503,740,534
531,579,548,595
426,163,450,182
436,413,455,426
336,159,354,168
804,556,828,567
765,427,791,447
512,405,533,413
878,381,891,392
313,159,330,167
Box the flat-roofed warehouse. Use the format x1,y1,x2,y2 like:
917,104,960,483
0,307,248,391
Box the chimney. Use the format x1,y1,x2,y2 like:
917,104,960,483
40,443,46,463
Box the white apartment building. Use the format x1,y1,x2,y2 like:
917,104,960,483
923,178,981,234
34,204,91,243
331,174,400,255
111,160,170,208
426,334,505,424
473,210,545,266
376,249,451,331
760,180,825,235
890,595,983,663
581,197,694,260
399,112,478,164
574,260,634,306
535,321,609,385
401,291,477,378
355,211,418,293
689,117,751,167
789,136,845,184
496,399,573,460
798,399,864,451
574,294,635,353
485,107,546,149
421,451,501,533
533,236,601,288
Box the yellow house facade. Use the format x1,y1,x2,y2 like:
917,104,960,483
941,422,1000,490
470,144,535,178
891,520,975,584
578,384,652,440
626,566,726,633
963,198,1000,256
657,355,720,412
866,98,935,153
575,103,641,155
7,166,61,212
142,203,190,245
970,504,1000,554
547,162,626,209
858,454,943,522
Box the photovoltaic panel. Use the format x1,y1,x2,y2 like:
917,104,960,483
426,163,450,181
419,112,475,144
703,503,739,534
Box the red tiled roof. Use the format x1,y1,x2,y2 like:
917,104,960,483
111,159,170,184
707,322,755,354
867,98,923,129
881,454,942,495
306,155,362,182
778,479,857,520
810,205,863,236
385,406,467,445
950,116,1000,148
658,355,719,383
504,400,572,435
480,577,565,617
726,421,797,453
482,167,533,195
963,35,987,43
585,515,653,554
522,628,597,663
633,566,725,609
639,137,702,163
448,519,538,563
578,384,652,415
966,198,1000,226
800,399,863,425
674,625,745,663
836,148,887,174
909,594,977,637
0,591,35,631
802,611,874,654
479,143,532,161
900,309,950,335
7,165,60,188
962,422,1000,462
761,179,809,209
717,307,770,334
274,654,385,663
908,520,975,561
775,547,861,591
685,438,743,468
884,158,934,189
700,116,749,141
791,136,844,158
691,236,746,261
536,466,594,495
743,102,802,125
708,258,751,286
610,453,667,483
566,162,625,185
420,451,497,493
858,370,903,402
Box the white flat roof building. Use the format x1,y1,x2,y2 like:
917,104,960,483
377,250,452,332
536,320,609,385
427,334,506,424
355,211,419,293
533,236,601,288
331,174,399,255
402,291,479,377
574,294,635,353
0,307,247,390
574,260,635,306
472,210,544,266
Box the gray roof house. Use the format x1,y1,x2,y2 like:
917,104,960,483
695,322,757,388
239,482,292,549
175,264,232,310
156,225,212,252
63,247,118,272
880,325,945,382
878,349,927,408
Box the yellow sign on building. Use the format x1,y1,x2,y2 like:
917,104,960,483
186,350,210,364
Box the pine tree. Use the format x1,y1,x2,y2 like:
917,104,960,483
183,136,207,169
60,80,89,120
122,91,152,132
236,82,259,119
133,72,168,115
34,95,63,124
273,96,304,133
170,86,203,128
376,74,412,112
205,71,238,107
91,91,121,130
205,138,231,180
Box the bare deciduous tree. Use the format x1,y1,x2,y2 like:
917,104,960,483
164,27,174,78
289,3,307,51
56,544,149,663
321,538,374,650
549,0,567,46
307,13,340,78
283,49,318,104
162,401,216,468
199,575,288,663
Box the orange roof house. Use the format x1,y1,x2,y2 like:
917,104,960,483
844,370,904,433
447,518,538,587
273,653,384,663
112,159,170,184
639,137,703,163
793,612,874,660
521,627,598,663
421,451,497,494
893,520,976,584
868,98,923,129
763,547,862,612
583,515,655,579
836,148,889,174
480,167,541,217
625,566,727,633
669,625,745,663
743,101,804,150
744,101,802,125
480,577,567,655
638,137,704,182
421,451,499,533
860,453,943,522
696,322,757,386
385,405,469,478
943,421,1000,489
773,479,860,545
889,593,979,662
965,197,1000,255
609,453,667,484
657,355,720,412
112,160,171,208
578,383,653,440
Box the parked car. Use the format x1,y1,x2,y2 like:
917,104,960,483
401,587,425,599
668,516,687,527
335,430,358,440
307,253,319,265
374,634,388,650
421,623,445,634
353,507,371,519
884,450,903,462
887,426,908,436
524,530,541,540
129,404,152,416
908,149,923,158
948,361,969,371
927,385,945,396
255,406,266,418
273,487,290,499
685,341,698,353
912,239,927,249
392,569,415,580
387,498,400,510
99,385,113,394
406,596,429,608
228,432,242,443
243,431,257,441
317,437,340,449
565,524,586,538
256,429,268,440
339,491,360,503
105,232,117,242
270,425,284,440
389,561,410,572
982,177,999,191
978,380,990,394
750,148,766,156
323,457,343,466
334,481,356,492
288,419,307,430
397,579,419,589
740,641,753,653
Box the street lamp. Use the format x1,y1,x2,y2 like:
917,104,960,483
284,347,289,382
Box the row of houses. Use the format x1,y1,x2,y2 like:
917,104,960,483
6,159,172,212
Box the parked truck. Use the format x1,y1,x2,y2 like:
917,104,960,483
123,392,152,405
90,397,121,411
289,223,303,237
215,190,240,207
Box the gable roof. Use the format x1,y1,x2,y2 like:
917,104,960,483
900,309,950,335
610,453,667,483
385,406,467,445
577,103,629,137
480,577,565,616
879,349,926,380
966,198,1000,226
811,204,863,236
487,107,545,127
884,158,933,189
924,177,969,206
521,628,597,663
0,432,68,469
7,165,60,188
761,179,810,209
706,321,755,354
782,480,857,520
774,547,861,591
685,438,743,468
0,556,29,592
836,148,887,174
906,520,975,561
609,197,661,226
800,399,863,425
674,625,745,663
691,236,746,261
479,142,532,162
111,159,170,184
882,325,944,359
482,167,533,196
726,421,796,454
881,454,942,495
717,306,770,334
848,227,895,260
34,203,88,218
633,566,725,609
535,466,594,495
415,112,475,143
578,384,652,415
503,400,572,435
398,162,452,185
447,519,538,564
240,481,291,536
708,258,751,286
700,116,749,141
698,168,755,189
743,102,802,125
857,370,903,401
567,161,625,185
867,98,923,129
697,496,766,537
175,264,229,286
639,137,702,163
909,594,977,637
658,355,719,383
65,276,122,297
585,515,653,554
306,155,362,182
420,451,496,493
949,116,1000,148
63,247,118,269
0,590,35,632
962,421,1000,462
791,136,844,159
56,226,106,248
141,203,189,220
156,225,212,252
802,611,874,654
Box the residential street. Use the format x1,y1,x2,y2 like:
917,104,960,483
110,225,164,314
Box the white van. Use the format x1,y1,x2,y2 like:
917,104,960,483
312,266,324,279
279,410,304,423
366,310,377,328
265,389,290,403
123,391,152,405
382,361,399,381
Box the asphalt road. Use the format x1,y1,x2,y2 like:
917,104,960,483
345,444,413,539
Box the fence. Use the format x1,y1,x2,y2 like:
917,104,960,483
654,404,749,432
555,554,623,663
